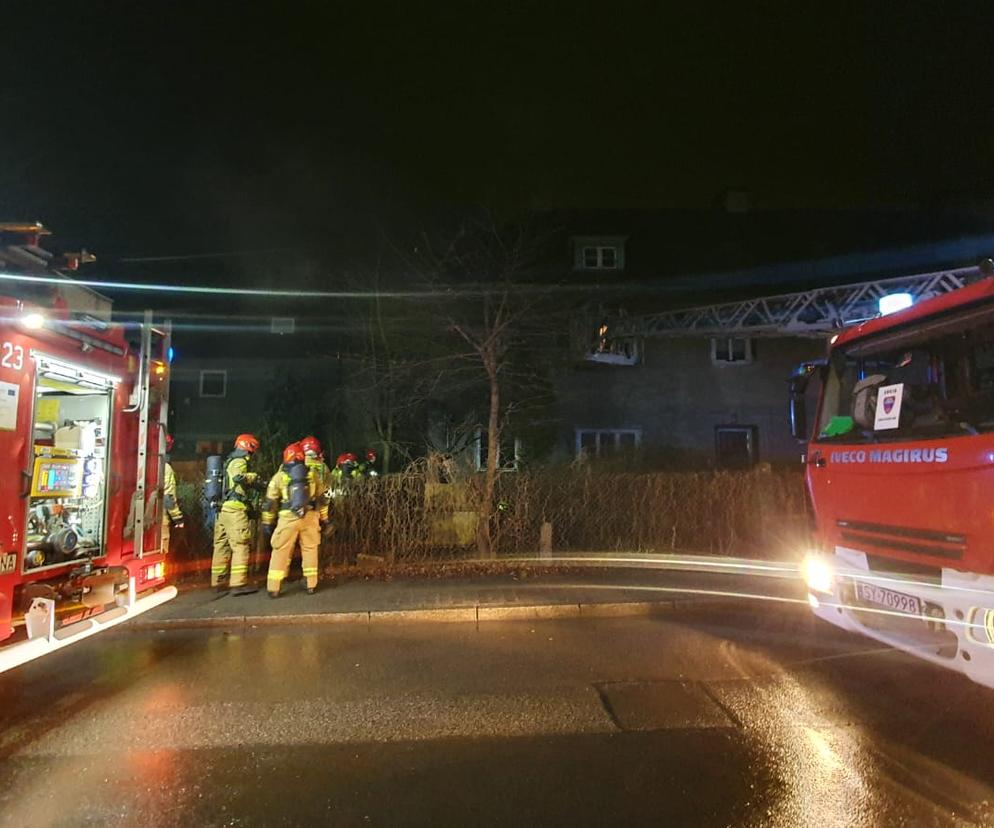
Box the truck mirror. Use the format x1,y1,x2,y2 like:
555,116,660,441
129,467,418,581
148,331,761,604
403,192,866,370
787,359,825,442
789,392,807,441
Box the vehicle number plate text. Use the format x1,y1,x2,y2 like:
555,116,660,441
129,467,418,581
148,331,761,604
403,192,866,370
854,582,922,615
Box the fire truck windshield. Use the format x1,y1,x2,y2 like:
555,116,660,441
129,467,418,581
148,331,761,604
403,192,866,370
816,308,994,443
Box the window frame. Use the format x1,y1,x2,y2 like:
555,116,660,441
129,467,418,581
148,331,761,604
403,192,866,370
714,425,759,469
475,429,522,472
574,428,642,459
572,236,627,272
198,369,227,399
710,337,754,365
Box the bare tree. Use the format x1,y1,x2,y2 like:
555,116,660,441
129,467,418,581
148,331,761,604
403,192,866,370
417,213,557,558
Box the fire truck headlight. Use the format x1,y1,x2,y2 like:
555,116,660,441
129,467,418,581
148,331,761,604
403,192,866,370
802,553,835,595
21,311,45,330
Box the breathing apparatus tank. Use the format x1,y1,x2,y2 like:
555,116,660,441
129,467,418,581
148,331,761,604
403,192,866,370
202,455,224,531
287,462,311,517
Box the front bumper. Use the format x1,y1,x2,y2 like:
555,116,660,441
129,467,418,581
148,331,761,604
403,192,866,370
809,547,994,689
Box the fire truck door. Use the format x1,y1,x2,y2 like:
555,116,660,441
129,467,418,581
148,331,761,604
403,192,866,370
0,330,37,631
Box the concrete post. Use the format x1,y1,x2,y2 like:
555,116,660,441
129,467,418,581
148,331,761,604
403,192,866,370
539,521,553,558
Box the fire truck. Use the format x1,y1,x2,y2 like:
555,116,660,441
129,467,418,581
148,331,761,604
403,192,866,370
0,224,175,672
790,271,994,687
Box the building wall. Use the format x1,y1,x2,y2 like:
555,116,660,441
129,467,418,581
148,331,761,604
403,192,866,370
555,336,825,467
166,356,344,458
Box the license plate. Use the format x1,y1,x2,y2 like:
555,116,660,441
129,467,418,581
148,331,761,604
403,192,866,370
854,581,923,615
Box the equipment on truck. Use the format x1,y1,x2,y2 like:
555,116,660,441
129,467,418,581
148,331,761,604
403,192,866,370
0,223,176,672
789,265,994,689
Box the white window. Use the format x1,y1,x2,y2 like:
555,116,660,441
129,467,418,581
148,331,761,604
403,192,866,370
271,317,295,335
582,246,618,269
575,428,641,459
573,236,626,271
475,430,521,471
199,370,227,398
711,337,753,364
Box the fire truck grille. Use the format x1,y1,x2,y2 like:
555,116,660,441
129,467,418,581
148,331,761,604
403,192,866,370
838,519,965,561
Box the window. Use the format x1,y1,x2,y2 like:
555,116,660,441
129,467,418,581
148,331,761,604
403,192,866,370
271,317,295,335
587,327,641,365
711,337,753,364
199,370,227,398
573,236,626,271
582,246,618,269
815,307,994,443
715,426,758,469
475,430,520,471
575,428,641,459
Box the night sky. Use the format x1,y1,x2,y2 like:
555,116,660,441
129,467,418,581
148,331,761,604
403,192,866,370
2,3,993,263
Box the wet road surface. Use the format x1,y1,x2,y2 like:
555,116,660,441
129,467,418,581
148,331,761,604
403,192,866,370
2,604,993,826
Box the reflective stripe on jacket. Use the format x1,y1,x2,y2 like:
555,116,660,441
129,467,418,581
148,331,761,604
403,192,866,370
164,462,184,523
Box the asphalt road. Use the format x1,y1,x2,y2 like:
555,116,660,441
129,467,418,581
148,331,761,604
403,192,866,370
2,602,993,826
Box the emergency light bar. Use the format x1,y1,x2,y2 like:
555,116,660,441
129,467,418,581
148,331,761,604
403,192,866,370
878,293,914,315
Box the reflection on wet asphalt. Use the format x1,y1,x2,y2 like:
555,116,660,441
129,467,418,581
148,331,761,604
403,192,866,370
1,605,992,826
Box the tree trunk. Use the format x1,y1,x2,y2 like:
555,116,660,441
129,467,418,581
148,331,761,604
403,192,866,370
477,354,500,559
382,412,394,475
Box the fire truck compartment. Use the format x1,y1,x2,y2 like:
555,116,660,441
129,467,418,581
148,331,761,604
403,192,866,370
25,370,112,572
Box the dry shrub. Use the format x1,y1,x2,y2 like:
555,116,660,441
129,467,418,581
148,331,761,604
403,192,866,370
174,459,809,564
329,465,809,563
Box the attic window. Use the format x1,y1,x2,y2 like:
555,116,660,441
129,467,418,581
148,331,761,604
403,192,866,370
271,317,295,335
573,236,626,271
583,246,618,269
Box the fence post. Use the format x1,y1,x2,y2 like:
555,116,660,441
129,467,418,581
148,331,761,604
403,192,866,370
539,521,553,558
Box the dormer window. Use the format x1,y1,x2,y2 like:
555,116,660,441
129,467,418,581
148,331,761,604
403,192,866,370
573,236,626,271
583,245,617,269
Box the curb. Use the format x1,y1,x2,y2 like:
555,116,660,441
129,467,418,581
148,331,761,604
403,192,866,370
126,595,775,632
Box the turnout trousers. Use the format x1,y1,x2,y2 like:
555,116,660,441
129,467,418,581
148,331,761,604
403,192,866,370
267,510,321,592
212,508,253,587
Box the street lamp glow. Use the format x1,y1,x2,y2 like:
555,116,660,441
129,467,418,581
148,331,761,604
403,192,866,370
878,293,913,316
21,311,45,330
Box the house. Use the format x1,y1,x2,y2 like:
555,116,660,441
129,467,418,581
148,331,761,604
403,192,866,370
534,207,994,468
120,206,994,471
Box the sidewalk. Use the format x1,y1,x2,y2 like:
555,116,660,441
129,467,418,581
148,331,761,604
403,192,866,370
130,564,807,630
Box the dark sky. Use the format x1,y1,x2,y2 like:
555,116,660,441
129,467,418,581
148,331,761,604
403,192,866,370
2,2,993,262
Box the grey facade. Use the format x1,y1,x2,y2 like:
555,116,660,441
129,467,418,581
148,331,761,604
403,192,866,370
555,336,824,467
167,356,345,459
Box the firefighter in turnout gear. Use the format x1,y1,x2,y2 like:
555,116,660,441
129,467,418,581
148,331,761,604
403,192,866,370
263,442,329,597
211,433,262,593
161,434,184,553
301,435,333,498
301,435,336,576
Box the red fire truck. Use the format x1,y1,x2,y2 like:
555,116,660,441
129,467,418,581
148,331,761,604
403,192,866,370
790,270,994,687
0,248,175,671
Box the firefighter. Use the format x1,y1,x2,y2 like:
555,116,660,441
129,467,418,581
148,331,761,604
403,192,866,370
161,434,184,553
211,432,262,594
301,435,333,496
358,448,379,477
302,434,336,579
330,451,359,496
263,441,328,597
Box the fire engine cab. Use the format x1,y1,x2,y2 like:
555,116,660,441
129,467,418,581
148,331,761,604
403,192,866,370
0,223,175,672
790,268,994,688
